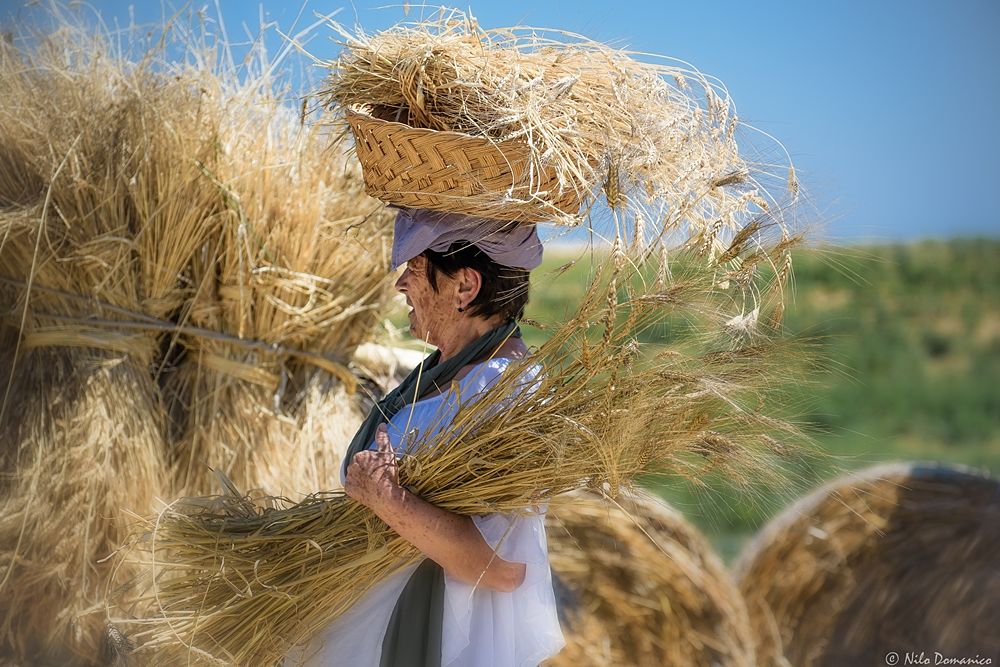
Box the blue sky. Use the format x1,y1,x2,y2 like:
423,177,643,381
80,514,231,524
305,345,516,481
3,0,998,243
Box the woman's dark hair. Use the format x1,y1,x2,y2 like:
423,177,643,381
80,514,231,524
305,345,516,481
422,242,531,322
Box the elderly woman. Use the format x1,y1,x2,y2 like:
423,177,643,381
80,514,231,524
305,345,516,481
290,208,564,667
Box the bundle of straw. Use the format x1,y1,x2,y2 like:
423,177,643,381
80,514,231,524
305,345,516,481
1,7,396,496
111,19,397,498
320,7,791,251
544,490,755,667
0,30,177,661
162,106,395,495
0,347,166,665
733,462,1000,666
0,8,397,662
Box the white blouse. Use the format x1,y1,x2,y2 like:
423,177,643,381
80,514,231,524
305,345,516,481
288,358,565,667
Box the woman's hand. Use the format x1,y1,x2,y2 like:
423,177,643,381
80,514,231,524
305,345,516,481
344,423,401,512
345,424,526,592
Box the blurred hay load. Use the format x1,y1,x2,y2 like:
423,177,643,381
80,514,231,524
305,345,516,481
545,490,754,667
0,12,394,665
0,31,173,663
734,461,1000,666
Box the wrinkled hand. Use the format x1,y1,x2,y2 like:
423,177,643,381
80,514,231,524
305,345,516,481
345,423,401,512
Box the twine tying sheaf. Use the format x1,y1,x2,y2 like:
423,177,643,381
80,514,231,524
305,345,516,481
1,277,358,391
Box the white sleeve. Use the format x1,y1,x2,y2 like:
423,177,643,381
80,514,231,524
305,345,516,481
440,508,565,667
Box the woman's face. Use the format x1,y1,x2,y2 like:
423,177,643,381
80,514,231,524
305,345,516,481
395,254,461,345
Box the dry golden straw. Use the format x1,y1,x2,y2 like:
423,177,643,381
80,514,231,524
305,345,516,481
0,6,397,663
146,44,396,498
161,112,395,495
544,490,755,667
734,462,1000,666
0,345,168,666
0,25,174,662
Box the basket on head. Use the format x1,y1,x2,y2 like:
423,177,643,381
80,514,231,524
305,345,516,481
345,106,583,222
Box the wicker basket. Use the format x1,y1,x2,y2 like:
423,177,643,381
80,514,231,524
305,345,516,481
345,106,583,222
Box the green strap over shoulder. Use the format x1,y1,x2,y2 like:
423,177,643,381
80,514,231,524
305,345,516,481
378,558,445,667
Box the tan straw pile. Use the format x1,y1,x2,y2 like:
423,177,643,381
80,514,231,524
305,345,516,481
0,8,396,664
0,30,174,662
0,343,167,665
160,102,394,495
545,490,755,667
734,462,1000,666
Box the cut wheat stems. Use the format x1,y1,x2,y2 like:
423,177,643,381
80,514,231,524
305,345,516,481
117,234,823,664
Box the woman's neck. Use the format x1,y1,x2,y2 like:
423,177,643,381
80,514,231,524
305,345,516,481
435,316,508,363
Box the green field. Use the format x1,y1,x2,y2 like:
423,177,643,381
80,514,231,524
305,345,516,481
392,239,1000,561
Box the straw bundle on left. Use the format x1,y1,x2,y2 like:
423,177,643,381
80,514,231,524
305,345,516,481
162,98,395,496
0,347,166,665
0,38,173,659
0,10,397,663
545,490,755,667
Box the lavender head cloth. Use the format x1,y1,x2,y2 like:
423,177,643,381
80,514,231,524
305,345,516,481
390,207,544,271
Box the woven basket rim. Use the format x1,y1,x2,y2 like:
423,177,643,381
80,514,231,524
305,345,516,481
344,104,585,223
344,105,535,161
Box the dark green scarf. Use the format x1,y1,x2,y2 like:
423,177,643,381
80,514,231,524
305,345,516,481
341,319,520,667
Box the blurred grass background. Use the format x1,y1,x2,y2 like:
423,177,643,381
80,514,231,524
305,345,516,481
388,238,1000,561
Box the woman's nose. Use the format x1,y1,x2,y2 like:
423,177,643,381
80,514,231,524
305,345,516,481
394,268,409,292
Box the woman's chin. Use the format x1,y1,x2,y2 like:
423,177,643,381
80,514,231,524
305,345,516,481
407,316,422,339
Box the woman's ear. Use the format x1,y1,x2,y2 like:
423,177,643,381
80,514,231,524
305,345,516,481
455,267,482,309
